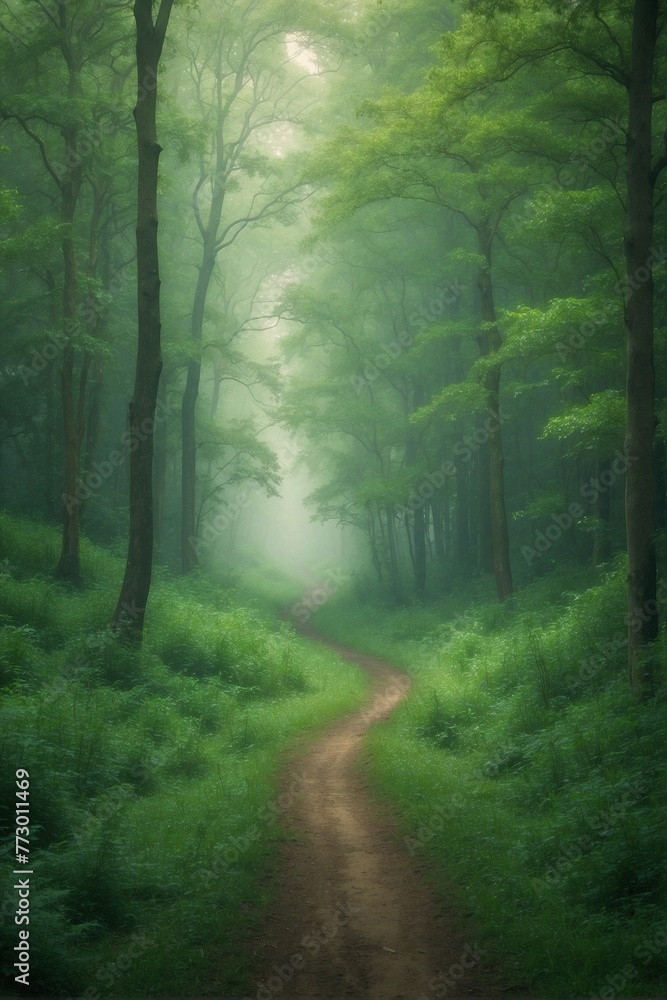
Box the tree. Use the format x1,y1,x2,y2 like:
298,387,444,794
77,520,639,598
623,0,663,693
0,0,132,583
176,0,329,574
460,0,666,687
111,0,174,641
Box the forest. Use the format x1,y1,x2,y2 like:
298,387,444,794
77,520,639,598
0,0,665,997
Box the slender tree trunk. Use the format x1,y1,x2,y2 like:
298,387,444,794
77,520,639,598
368,506,382,583
455,449,470,568
624,0,660,694
443,474,451,560
153,371,168,556
406,384,426,592
476,222,513,602
182,46,227,574
112,0,174,641
413,503,426,593
182,255,215,573
404,511,415,572
386,506,401,597
210,361,222,419
433,496,446,565
477,438,493,572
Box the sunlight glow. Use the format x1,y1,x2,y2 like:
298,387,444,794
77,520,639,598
285,32,320,74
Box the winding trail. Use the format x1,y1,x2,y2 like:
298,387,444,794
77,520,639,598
245,632,503,1000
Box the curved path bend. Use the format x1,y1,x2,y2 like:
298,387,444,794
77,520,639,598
245,634,503,1000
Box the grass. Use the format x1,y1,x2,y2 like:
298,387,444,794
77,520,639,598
313,560,667,998
0,512,367,998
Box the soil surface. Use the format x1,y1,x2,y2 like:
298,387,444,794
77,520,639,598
244,633,504,1000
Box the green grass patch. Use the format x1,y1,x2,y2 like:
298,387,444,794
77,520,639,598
0,513,367,998
314,562,667,998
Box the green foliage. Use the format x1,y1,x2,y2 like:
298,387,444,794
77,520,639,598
315,566,667,997
0,515,367,997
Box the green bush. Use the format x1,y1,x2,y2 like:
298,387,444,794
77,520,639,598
0,513,367,998
314,562,667,998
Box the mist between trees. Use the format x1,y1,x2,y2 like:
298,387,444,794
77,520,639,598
0,0,665,998
1,0,664,672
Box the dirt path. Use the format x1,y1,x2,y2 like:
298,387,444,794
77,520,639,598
244,634,503,1000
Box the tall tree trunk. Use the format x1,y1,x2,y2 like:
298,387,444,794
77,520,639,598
455,449,470,568
477,438,493,572
210,360,222,419
112,0,174,641
368,506,383,583
182,255,215,573
476,222,513,602
404,511,415,572
413,503,427,593
443,472,451,561
181,45,227,574
153,372,168,557
385,507,401,597
624,0,660,694
433,495,446,565
406,384,426,592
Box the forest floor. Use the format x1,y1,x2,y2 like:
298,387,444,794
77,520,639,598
243,630,506,1000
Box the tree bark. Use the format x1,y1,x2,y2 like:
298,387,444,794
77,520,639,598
476,221,513,602
413,503,427,593
181,44,227,574
182,256,216,573
111,0,174,642
406,384,426,592
153,371,168,557
368,506,383,583
385,507,401,597
624,0,659,694
476,437,493,572
455,448,470,569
